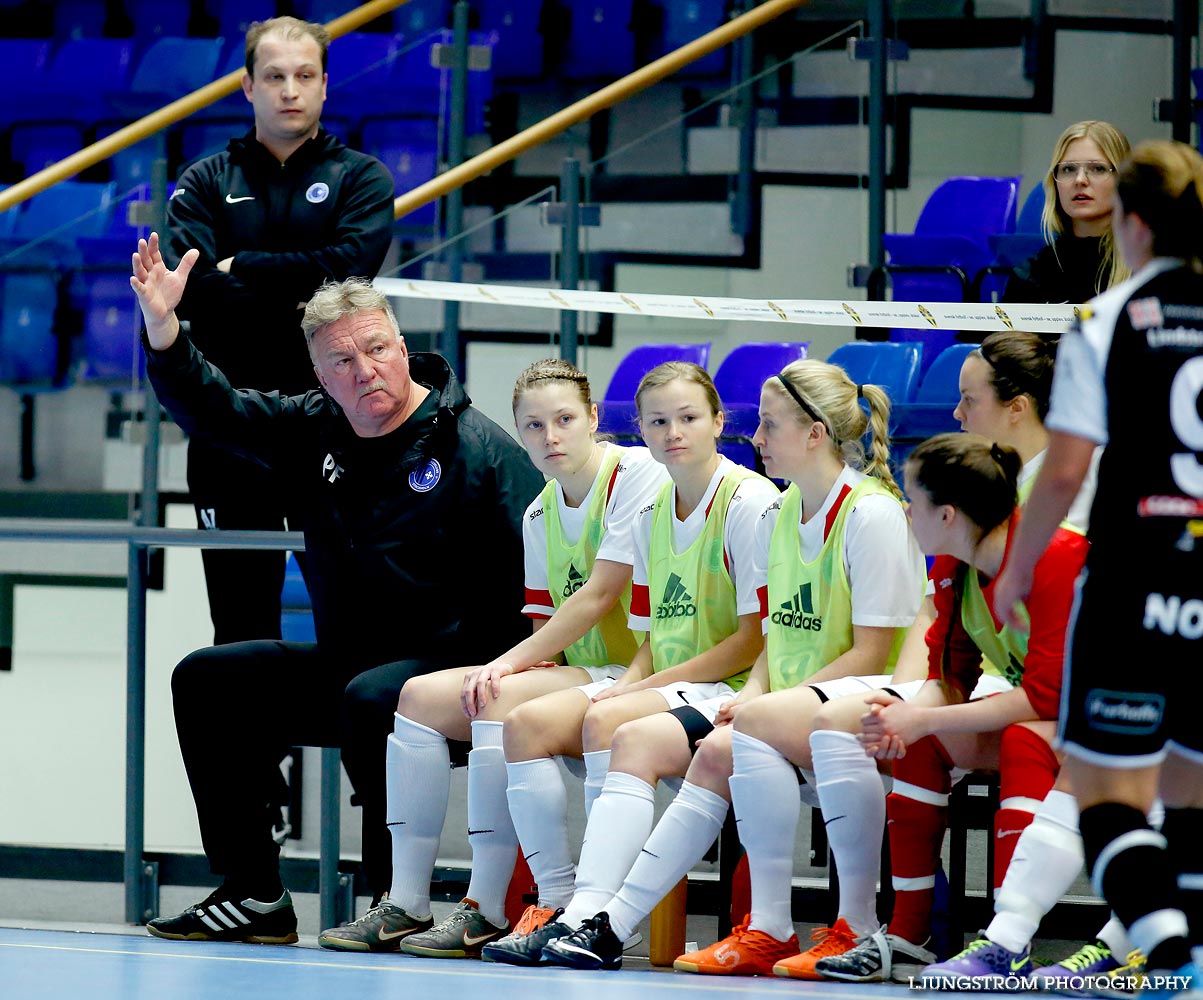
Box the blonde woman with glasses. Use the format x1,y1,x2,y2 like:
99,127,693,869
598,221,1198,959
1004,120,1131,306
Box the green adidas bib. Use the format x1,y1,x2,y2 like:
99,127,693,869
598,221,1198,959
542,446,640,669
960,565,1030,689
766,477,916,689
646,466,765,690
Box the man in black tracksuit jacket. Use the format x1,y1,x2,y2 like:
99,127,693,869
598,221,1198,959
132,234,543,942
164,16,395,646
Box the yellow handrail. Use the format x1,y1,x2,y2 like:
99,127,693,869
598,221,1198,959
0,0,411,215
394,0,805,219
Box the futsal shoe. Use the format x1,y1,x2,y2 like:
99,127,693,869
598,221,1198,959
814,925,935,983
399,898,508,958
482,906,571,965
541,911,624,970
921,935,1033,989
770,917,858,980
146,888,298,944
673,917,799,975
1033,940,1127,993
318,895,434,952
1142,960,1202,1000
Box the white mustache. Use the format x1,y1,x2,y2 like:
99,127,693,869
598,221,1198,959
358,380,388,397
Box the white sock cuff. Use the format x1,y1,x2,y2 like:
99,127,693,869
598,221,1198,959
471,719,505,749
601,770,655,802
677,780,730,824
394,712,445,744
506,755,557,789
809,728,862,755
584,748,612,779
730,729,782,766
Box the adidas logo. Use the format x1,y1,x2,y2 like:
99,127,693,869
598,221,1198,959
655,572,697,620
562,563,586,599
770,583,822,631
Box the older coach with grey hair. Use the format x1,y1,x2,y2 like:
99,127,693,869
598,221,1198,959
130,233,542,943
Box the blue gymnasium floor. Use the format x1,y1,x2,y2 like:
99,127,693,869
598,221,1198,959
0,927,933,1000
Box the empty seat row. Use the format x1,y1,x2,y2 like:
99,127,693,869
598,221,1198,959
0,30,495,132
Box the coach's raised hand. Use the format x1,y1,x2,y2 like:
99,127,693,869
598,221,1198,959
130,232,199,351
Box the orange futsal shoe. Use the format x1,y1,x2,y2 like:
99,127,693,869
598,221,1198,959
673,917,799,976
511,904,556,937
772,917,859,980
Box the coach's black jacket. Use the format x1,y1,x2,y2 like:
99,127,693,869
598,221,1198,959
147,336,544,669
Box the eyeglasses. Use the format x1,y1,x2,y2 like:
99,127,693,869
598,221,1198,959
1052,160,1116,183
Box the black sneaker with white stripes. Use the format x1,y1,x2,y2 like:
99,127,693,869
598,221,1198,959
541,912,623,970
146,888,298,944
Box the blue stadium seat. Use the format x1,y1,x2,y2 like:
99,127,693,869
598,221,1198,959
883,176,1018,374
291,0,359,24
14,181,118,244
180,121,242,165
0,41,51,126
598,341,711,440
108,37,227,118
322,32,404,121
79,272,144,383
883,175,1020,305
0,272,64,385
54,0,108,40
646,0,727,77
339,30,494,134
0,185,17,239
125,0,192,47
713,341,808,472
394,0,450,34
93,124,167,191
891,342,977,440
8,124,84,177
981,183,1047,301
562,0,635,80
477,0,544,80
826,340,922,407
360,117,437,227
208,0,279,42
38,40,136,122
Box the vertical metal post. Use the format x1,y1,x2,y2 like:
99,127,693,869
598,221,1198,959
1172,0,1198,143
124,541,149,923
559,158,581,366
440,0,470,378
730,2,756,237
867,0,889,299
124,162,170,924
319,747,343,932
142,162,168,528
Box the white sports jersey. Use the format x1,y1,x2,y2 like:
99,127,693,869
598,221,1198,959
629,457,780,631
1047,259,1179,445
1021,446,1100,533
522,444,668,618
752,464,924,634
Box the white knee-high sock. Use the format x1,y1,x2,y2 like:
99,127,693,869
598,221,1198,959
604,781,729,942
730,730,802,943
810,729,886,938
561,771,656,927
465,721,517,926
583,749,611,818
988,789,1083,952
387,713,449,917
506,756,577,909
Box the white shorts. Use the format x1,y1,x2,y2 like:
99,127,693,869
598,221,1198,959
649,680,738,722
575,665,627,698
810,673,927,703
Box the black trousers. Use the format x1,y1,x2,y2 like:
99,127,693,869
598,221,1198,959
188,442,295,646
171,640,455,898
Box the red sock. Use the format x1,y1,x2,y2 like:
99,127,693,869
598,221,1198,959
993,724,1059,888
887,735,953,945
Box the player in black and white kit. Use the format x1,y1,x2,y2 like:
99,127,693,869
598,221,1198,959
996,140,1203,996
